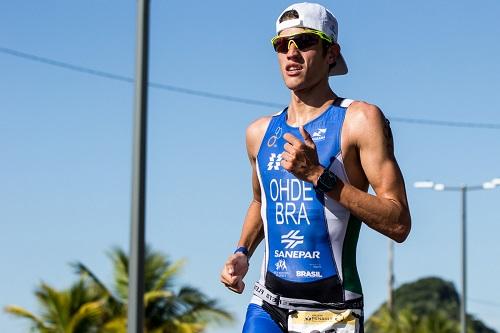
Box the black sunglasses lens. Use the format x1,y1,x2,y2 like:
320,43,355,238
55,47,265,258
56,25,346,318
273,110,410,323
294,34,319,50
273,34,320,53
273,37,287,53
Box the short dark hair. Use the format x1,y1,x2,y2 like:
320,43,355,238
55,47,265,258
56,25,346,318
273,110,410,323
279,9,299,22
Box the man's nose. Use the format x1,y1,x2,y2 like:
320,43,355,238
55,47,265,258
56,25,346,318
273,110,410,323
287,40,300,56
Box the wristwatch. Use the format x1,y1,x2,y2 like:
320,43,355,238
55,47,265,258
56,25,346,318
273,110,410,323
314,168,337,193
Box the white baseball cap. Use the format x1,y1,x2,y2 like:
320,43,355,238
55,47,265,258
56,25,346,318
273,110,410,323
276,2,348,76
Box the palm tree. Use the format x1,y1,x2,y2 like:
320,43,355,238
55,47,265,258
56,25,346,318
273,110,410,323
4,279,106,333
73,246,233,333
5,246,233,333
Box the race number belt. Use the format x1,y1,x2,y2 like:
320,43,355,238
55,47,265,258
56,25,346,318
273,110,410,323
253,282,363,311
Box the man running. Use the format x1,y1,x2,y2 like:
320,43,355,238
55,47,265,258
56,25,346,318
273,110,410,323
220,3,411,333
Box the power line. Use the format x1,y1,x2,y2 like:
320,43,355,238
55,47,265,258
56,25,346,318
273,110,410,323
0,46,283,109
469,297,500,308
390,117,500,130
2,46,500,130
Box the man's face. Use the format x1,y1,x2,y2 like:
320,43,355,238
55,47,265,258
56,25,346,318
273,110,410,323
276,27,337,92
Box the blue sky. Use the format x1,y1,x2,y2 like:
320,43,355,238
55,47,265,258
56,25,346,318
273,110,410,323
1,1,500,332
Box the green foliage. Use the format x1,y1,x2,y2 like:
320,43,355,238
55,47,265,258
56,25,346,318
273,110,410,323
366,306,461,333
365,307,419,333
5,279,106,333
392,277,459,321
5,246,233,333
365,277,496,333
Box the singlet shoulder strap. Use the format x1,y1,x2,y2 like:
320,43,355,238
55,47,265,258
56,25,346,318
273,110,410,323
272,107,288,117
333,97,354,108
341,98,354,108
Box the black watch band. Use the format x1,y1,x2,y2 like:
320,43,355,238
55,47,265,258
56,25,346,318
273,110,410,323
314,168,337,193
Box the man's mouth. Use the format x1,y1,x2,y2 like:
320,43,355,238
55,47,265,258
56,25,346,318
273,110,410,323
286,64,303,75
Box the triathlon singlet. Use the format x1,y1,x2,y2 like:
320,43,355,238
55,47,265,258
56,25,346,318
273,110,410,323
251,98,363,306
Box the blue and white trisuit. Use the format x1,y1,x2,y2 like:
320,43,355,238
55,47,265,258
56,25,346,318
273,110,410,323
243,98,364,333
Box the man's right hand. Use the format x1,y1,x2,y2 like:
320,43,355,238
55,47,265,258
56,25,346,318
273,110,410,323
220,253,249,294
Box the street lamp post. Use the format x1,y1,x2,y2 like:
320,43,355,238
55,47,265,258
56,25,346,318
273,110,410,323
414,178,500,333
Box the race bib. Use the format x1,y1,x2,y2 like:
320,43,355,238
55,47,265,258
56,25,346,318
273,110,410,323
288,309,362,333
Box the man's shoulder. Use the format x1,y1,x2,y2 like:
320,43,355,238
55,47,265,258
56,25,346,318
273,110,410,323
345,100,386,131
343,100,388,146
246,116,273,158
246,116,273,138
346,100,383,120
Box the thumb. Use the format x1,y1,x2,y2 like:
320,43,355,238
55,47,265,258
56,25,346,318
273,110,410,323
299,126,314,145
237,280,246,292
226,262,234,275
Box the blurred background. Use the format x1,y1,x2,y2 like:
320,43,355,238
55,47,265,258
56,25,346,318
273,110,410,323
1,0,499,332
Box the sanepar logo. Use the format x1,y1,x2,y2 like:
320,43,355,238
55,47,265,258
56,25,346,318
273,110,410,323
281,230,304,249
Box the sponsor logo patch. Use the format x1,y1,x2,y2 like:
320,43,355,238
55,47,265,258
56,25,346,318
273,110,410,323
274,250,320,259
275,259,287,271
296,270,323,278
267,126,282,147
267,153,282,170
311,128,327,142
281,230,304,249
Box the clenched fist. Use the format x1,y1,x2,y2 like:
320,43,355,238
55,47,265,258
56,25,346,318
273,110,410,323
281,126,324,185
220,253,249,294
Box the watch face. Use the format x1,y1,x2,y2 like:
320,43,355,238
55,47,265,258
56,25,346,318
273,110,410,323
319,170,336,192
323,171,336,186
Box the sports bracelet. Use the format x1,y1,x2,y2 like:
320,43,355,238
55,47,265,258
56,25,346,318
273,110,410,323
234,246,249,256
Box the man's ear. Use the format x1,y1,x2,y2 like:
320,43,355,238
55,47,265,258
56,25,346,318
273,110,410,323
328,43,341,65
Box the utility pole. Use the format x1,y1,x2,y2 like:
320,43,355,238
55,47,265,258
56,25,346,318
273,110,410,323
388,240,394,312
128,0,150,332
460,186,466,333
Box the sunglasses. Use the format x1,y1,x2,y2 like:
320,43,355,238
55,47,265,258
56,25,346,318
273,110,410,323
271,30,333,53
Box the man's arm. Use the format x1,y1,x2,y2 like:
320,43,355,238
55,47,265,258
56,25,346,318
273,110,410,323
330,102,411,242
220,117,270,293
281,103,410,242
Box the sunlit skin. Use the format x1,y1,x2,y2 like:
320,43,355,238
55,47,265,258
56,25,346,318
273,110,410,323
220,26,411,294
277,27,337,93
277,27,341,127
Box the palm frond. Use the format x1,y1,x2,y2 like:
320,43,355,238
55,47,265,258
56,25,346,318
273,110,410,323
108,247,129,300
36,282,70,328
102,317,127,333
151,259,185,291
71,262,125,305
160,319,205,333
144,290,174,307
4,305,53,331
66,299,106,333
71,262,110,295
143,249,174,292
177,301,234,326
173,286,234,325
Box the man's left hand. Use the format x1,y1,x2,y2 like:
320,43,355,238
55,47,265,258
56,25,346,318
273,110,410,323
281,126,324,185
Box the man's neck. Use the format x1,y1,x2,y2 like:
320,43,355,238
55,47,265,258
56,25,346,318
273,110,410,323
287,83,337,127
